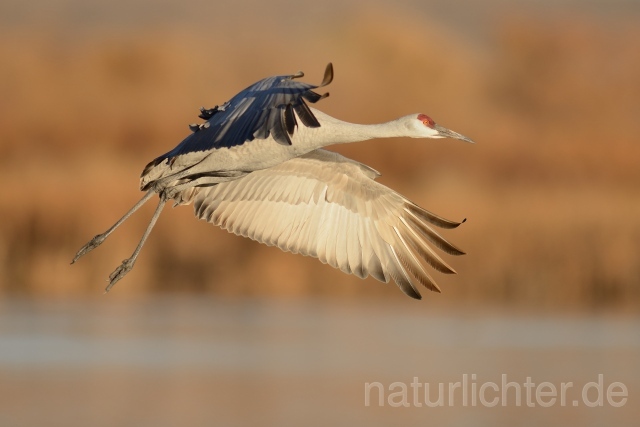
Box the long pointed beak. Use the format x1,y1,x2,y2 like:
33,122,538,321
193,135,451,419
434,124,475,143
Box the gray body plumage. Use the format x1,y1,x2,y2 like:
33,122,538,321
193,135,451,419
73,63,472,299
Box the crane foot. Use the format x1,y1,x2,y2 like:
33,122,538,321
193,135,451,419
105,258,135,293
71,233,106,264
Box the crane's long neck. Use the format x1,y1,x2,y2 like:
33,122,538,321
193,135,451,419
299,109,409,149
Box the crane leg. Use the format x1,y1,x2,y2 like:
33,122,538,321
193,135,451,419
71,190,156,264
105,195,168,292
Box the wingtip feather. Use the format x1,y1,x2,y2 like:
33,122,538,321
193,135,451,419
320,63,334,87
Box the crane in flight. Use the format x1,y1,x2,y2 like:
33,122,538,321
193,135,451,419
72,63,474,299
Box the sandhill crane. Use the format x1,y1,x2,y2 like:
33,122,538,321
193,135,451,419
72,63,474,299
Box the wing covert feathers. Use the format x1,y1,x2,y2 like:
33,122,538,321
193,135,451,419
141,63,334,186
190,149,464,299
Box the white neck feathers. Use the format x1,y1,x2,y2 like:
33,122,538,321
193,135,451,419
296,109,410,149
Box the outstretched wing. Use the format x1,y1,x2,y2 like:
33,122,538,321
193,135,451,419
191,149,465,299
144,63,333,174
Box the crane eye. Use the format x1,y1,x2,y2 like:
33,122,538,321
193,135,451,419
417,113,435,128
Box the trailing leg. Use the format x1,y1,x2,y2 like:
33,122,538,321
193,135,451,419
105,195,168,292
71,190,156,264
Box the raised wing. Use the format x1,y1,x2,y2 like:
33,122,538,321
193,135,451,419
143,63,333,176
190,149,465,299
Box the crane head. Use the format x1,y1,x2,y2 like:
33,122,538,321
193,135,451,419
413,113,475,143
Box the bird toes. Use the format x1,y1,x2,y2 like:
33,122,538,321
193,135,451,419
71,233,107,264
105,258,135,293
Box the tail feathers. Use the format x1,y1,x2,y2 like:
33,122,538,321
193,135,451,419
139,151,209,191
140,156,168,191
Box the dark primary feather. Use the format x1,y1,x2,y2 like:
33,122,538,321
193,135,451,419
143,63,333,175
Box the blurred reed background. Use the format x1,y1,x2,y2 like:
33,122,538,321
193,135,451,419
1,0,640,307
0,0,639,307
0,0,639,426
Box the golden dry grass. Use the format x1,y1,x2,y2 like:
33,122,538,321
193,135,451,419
1,7,639,307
